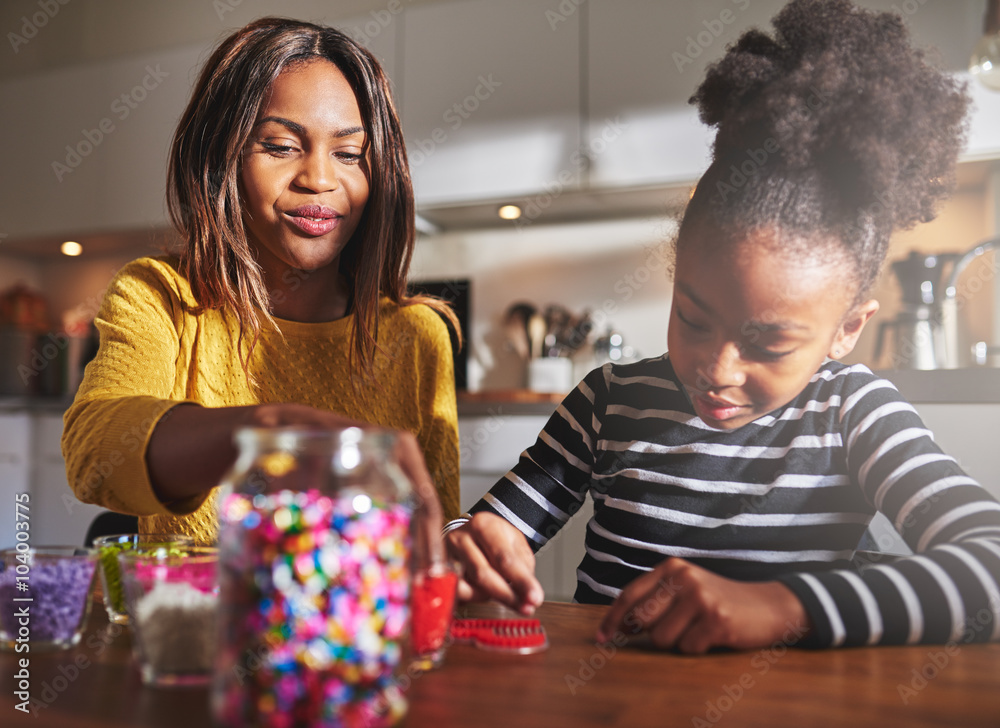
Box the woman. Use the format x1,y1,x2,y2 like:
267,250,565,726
63,17,461,544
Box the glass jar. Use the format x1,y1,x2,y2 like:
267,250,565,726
212,427,415,728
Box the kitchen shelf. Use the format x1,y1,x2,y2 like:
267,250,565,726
457,389,564,417
875,368,1000,404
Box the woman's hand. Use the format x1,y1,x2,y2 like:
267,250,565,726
245,403,442,526
148,403,442,531
444,512,544,616
597,557,812,654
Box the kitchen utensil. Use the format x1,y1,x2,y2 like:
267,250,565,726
502,302,536,360
528,312,548,360
875,251,958,369
542,305,572,356
594,328,635,365
940,237,1000,368
451,617,548,654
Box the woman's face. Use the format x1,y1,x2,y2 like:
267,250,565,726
240,59,369,279
667,223,878,430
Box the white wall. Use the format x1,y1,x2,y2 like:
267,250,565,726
0,257,41,292
411,215,677,390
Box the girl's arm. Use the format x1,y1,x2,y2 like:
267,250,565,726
774,377,1000,647
598,369,1000,653
445,364,610,611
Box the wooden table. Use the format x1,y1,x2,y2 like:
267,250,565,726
3,599,999,727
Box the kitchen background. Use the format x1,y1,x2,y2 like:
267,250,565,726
2,0,1000,598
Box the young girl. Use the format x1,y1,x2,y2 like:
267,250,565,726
62,17,460,544
446,0,1000,652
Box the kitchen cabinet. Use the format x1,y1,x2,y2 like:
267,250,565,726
586,0,999,188
31,410,105,547
0,407,104,550
0,9,396,243
1,44,198,240
3,1,998,242
401,0,582,205
585,0,767,188
0,412,32,551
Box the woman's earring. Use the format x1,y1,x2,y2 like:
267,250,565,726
833,348,842,358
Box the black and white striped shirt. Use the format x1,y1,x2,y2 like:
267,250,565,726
465,355,1000,647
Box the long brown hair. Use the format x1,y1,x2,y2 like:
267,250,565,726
167,16,459,381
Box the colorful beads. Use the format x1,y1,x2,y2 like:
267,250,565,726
215,488,411,728
0,553,96,648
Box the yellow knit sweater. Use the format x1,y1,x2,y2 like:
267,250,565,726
62,256,460,545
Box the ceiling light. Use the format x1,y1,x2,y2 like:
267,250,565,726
970,0,1000,91
61,241,82,256
498,204,522,220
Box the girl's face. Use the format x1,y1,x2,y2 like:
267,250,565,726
667,223,878,430
240,59,369,279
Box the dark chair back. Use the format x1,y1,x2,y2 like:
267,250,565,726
84,511,139,547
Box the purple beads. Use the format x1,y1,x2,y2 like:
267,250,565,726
0,551,96,648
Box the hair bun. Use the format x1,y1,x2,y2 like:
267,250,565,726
691,0,968,231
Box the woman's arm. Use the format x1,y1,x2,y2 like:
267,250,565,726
63,259,444,526
146,402,368,502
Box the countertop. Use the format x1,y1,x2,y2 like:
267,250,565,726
0,396,73,413
4,599,1000,728
458,368,1000,414
5,368,1000,418
874,367,1000,404
457,390,562,417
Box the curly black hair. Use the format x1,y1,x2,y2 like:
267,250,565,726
680,0,969,300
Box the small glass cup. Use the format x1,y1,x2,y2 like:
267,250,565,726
118,546,219,687
0,546,98,651
409,560,461,670
93,533,194,625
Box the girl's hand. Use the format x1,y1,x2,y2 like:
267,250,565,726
597,557,812,654
444,512,544,616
